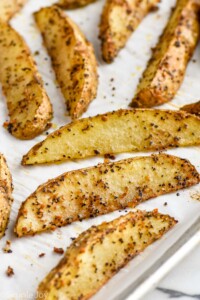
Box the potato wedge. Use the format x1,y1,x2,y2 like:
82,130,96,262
0,154,13,239
0,0,26,22
56,0,97,9
34,6,98,119
15,153,199,237
0,21,53,140
37,210,177,300
22,109,200,165
99,0,160,63
181,100,200,117
131,0,200,108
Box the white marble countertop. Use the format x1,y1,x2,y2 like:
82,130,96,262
144,239,200,300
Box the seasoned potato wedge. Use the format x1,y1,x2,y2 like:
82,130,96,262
0,154,13,239
131,0,200,108
15,154,199,237
181,100,200,116
34,6,98,119
22,109,200,165
0,0,26,22
37,210,177,300
0,21,52,140
99,0,160,63
56,0,96,9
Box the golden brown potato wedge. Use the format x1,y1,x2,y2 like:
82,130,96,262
181,100,200,116
0,154,13,239
131,0,200,108
99,0,160,63
37,210,177,300
34,6,98,119
0,21,53,140
22,109,200,165
0,0,26,22
15,153,199,237
56,0,97,9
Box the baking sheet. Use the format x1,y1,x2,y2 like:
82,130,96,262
0,0,200,299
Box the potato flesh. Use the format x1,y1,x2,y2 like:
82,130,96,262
0,22,52,139
0,0,26,22
181,100,200,117
22,109,200,165
56,0,96,9
100,0,159,63
0,154,13,239
34,6,98,119
131,0,200,107
37,210,177,300
15,153,199,236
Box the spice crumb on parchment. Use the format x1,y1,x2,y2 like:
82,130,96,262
6,266,14,277
53,247,64,255
3,240,12,253
38,253,45,258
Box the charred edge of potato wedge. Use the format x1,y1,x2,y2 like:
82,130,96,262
56,0,97,9
15,153,199,237
34,6,98,119
0,0,27,22
181,100,200,116
131,0,200,108
0,154,13,239
21,109,200,165
36,210,177,300
0,21,53,140
99,0,160,63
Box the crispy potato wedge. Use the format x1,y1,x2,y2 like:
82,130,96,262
37,210,177,300
181,100,200,117
56,0,97,9
22,109,200,165
0,0,26,22
0,21,53,140
99,0,160,63
34,6,98,119
0,154,13,239
131,0,200,108
15,153,199,236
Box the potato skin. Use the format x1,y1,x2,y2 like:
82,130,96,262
181,100,200,116
0,21,53,140
15,153,199,237
0,0,26,22
0,154,13,239
34,6,98,119
22,109,200,165
131,0,200,108
56,0,96,9
37,210,177,300
99,0,160,63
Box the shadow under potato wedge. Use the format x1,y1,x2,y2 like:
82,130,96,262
0,154,13,239
22,109,200,165
56,0,97,9
34,6,98,120
15,153,199,237
0,0,26,22
131,0,200,108
99,0,160,63
36,210,177,300
0,21,53,140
